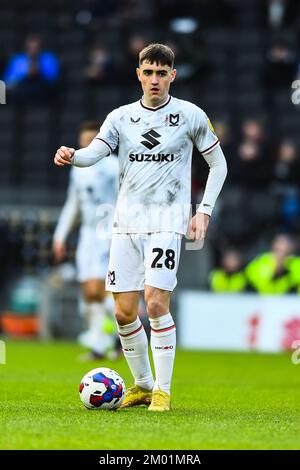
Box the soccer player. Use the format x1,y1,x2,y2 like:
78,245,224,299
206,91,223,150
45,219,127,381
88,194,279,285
53,121,119,360
54,44,227,411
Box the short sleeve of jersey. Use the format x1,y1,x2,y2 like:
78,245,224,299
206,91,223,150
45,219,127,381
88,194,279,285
96,109,120,152
190,106,219,156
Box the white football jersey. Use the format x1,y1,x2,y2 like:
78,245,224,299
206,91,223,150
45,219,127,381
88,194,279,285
54,156,118,242
97,96,219,234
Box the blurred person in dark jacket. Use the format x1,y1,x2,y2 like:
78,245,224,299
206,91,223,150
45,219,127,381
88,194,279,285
272,139,300,189
229,118,271,189
3,34,59,104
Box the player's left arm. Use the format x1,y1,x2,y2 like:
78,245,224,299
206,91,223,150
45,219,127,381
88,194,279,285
189,145,227,240
189,108,227,241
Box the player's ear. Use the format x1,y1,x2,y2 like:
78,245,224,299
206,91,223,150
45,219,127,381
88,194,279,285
136,67,141,82
171,69,177,82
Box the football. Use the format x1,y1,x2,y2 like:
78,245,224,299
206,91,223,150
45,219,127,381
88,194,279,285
79,367,125,410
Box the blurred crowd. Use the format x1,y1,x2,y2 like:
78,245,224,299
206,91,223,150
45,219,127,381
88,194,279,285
2,0,300,101
209,233,300,294
193,116,300,247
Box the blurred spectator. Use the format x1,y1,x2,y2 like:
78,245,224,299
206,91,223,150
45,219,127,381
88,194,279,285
3,34,60,104
240,118,266,144
230,140,271,189
245,233,300,293
84,43,115,84
272,140,300,190
222,117,278,247
209,249,247,293
261,0,299,29
229,118,271,189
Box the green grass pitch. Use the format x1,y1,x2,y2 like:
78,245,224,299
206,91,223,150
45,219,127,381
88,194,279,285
1,340,299,450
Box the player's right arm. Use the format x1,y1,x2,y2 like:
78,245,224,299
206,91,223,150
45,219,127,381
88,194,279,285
54,110,119,168
54,145,75,166
54,139,110,168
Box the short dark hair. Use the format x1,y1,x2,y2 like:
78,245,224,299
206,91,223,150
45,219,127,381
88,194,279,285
79,121,99,133
139,43,175,68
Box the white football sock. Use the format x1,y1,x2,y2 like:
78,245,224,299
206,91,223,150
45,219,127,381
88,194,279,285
118,318,154,390
150,313,176,395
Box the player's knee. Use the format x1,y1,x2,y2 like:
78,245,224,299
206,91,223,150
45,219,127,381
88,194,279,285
146,299,168,317
113,292,139,326
115,309,133,326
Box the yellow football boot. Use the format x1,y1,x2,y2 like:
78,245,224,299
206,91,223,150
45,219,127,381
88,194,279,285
119,385,152,409
148,390,171,411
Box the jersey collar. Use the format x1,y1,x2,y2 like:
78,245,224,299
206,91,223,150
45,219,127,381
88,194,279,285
140,95,171,111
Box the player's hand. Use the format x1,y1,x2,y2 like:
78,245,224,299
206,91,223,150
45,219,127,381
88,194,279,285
188,212,210,241
54,146,75,166
53,240,67,262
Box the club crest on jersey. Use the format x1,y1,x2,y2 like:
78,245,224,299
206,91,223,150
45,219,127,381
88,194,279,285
130,117,141,124
141,129,161,150
108,270,116,285
166,113,180,127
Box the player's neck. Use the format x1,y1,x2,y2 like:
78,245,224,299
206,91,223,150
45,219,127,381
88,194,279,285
142,94,170,109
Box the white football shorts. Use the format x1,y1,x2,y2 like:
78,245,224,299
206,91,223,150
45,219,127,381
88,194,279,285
106,232,182,292
76,226,110,282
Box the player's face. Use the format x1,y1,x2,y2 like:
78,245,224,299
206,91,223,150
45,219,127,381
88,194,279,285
79,129,98,147
136,61,176,106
